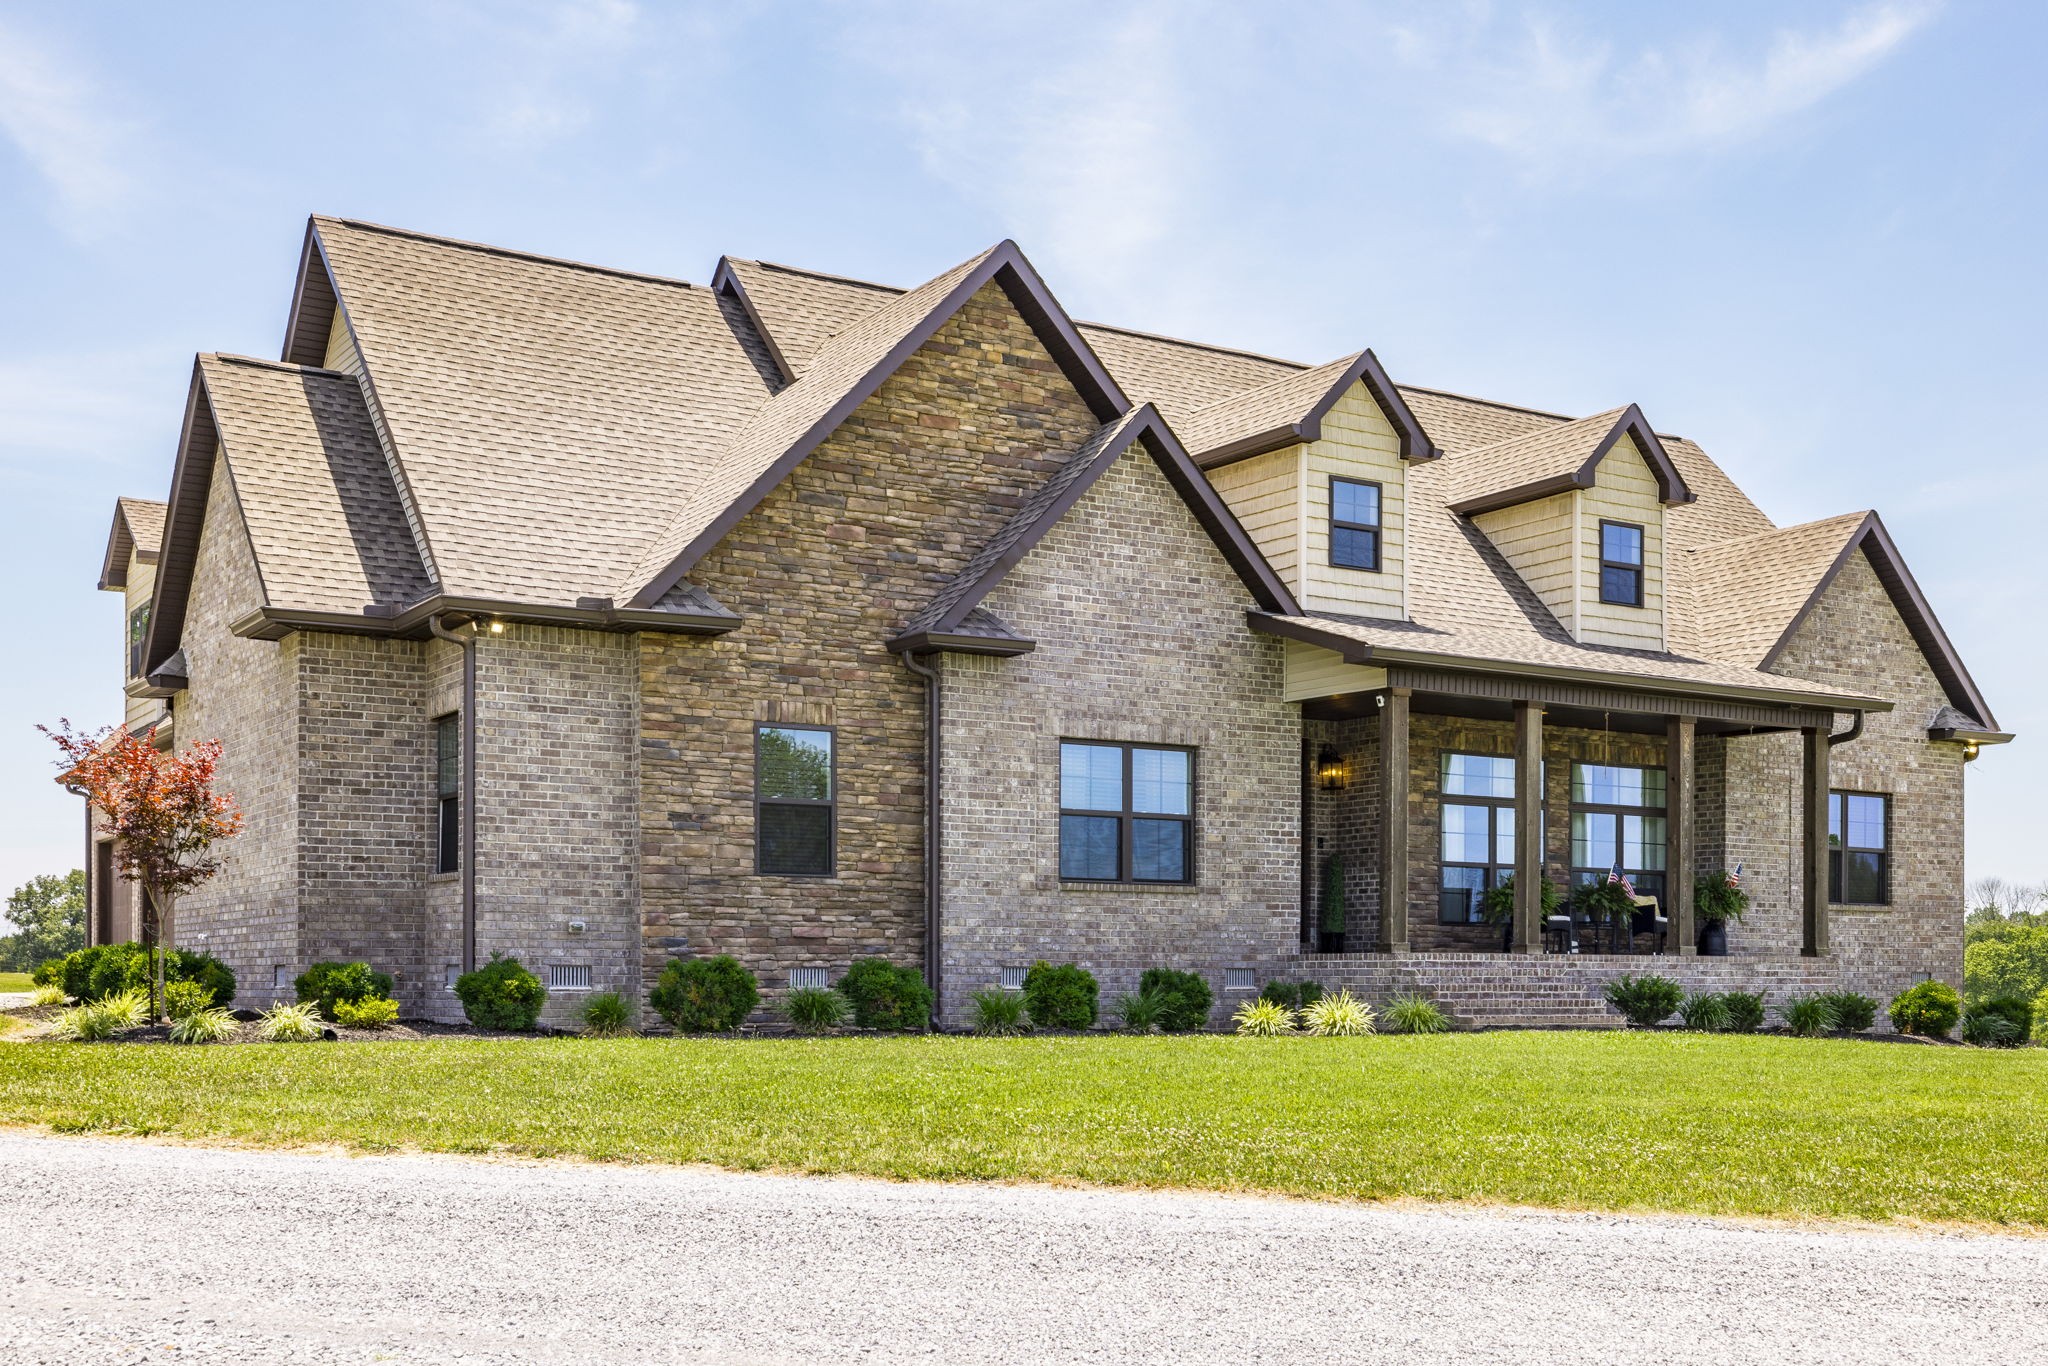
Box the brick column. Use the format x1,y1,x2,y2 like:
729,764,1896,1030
1377,688,1410,954
1513,700,1544,954
1802,724,1830,957
1666,715,1696,956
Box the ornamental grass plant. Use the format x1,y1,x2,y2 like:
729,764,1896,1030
1381,993,1450,1035
1231,999,1297,1036
1301,988,1376,1037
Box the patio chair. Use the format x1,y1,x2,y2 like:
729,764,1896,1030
1543,911,1577,954
1629,894,1669,954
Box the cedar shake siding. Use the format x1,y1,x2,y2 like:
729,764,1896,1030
637,282,1103,1005
936,440,1299,1029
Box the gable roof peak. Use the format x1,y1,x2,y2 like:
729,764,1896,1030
1179,346,1442,467
1444,402,1694,516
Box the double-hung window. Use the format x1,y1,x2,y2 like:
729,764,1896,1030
434,713,460,874
1329,477,1382,571
1569,763,1666,902
1059,741,1194,883
1438,753,1516,924
757,725,835,876
127,602,151,679
1828,791,1889,905
1599,521,1644,606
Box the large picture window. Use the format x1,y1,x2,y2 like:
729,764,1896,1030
1059,741,1194,883
1599,521,1645,606
757,725,835,876
1329,477,1382,571
1829,791,1889,905
434,713,460,874
1569,762,1665,902
1439,753,1516,924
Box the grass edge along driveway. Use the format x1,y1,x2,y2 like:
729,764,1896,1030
1,1030,2042,1229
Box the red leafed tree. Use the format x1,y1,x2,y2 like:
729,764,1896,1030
42,720,242,1020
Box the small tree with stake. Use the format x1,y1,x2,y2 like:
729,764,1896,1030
41,721,242,1022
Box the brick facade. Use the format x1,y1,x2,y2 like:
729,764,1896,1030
936,443,1299,1029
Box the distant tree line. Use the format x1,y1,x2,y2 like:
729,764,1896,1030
1,870,85,972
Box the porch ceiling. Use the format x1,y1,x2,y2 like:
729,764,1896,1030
1302,689,1786,736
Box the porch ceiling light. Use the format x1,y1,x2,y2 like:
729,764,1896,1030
1316,745,1347,791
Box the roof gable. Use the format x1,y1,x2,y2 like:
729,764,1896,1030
1443,404,1694,516
98,497,166,591
1177,349,1441,467
889,405,1297,654
622,240,1131,608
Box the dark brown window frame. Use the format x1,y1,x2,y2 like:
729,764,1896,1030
1057,739,1197,885
127,601,152,679
1328,475,1383,572
1568,762,1668,904
1828,788,1891,906
1436,751,1518,925
1598,519,1645,607
433,712,460,875
755,722,838,878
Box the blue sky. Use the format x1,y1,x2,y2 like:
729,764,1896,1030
2,0,2042,904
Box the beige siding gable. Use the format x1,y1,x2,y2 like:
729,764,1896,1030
323,307,360,374
1206,446,1298,586
121,553,160,728
1473,491,1576,633
1300,382,1405,619
1577,435,1664,650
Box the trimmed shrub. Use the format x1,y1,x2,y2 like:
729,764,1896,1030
1380,992,1449,1035
1260,981,1322,1011
1677,991,1731,1032
1137,968,1213,1033
256,1000,323,1042
332,996,400,1030
650,956,756,1033
1114,990,1167,1033
581,991,634,1037
54,942,235,1008
1782,994,1841,1037
1815,991,1877,1033
30,958,65,988
1888,980,1961,1038
1722,991,1767,1034
163,979,213,1022
1302,988,1377,1036
836,959,932,1032
970,988,1027,1036
1021,961,1097,1031
168,1007,238,1044
295,961,396,1020
1233,999,1297,1036
783,987,850,1035
456,956,549,1032
1961,994,2033,1048
1603,974,1684,1028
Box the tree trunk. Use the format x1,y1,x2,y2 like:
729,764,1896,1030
143,883,168,1022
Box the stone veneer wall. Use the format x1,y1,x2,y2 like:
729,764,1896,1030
936,444,1300,1030
636,281,1104,1017
166,463,300,1003
1724,547,1969,1002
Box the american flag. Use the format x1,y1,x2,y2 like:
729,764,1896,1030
1607,863,1636,897
1729,863,1743,889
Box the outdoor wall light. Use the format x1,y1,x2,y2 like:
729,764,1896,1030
489,619,506,635
1316,745,1347,791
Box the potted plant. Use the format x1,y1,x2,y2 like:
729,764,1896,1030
1319,853,1345,954
1694,870,1749,957
1479,874,1561,952
1573,878,1639,954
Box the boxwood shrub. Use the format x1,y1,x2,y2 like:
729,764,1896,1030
1603,974,1683,1028
836,959,932,1031
1888,979,1961,1038
650,955,758,1033
1021,961,1097,1031
295,960,396,1021
50,942,235,1008
1138,968,1213,1033
454,955,547,1031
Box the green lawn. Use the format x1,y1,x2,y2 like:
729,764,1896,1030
0,1032,2042,1228
0,973,32,993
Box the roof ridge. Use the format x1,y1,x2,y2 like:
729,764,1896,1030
1185,350,1362,417
312,215,705,292
1395,382,1576,423
1683,509,1871,554
1073,318,1311,371
737,257,908,294
204,352,350,378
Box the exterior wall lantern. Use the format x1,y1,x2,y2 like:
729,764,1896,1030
1316,745,1348,791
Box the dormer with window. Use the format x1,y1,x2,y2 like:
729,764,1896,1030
1190,349,1440,622
1445,405,1691,651
98,497,170,728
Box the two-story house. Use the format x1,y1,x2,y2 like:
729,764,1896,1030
88,217,2009,1028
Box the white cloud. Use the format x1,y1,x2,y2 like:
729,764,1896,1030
0,18,142,231
431,0,645,149
1417,2,1939,178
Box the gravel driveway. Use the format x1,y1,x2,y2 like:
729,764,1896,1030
3,1130,2044,1365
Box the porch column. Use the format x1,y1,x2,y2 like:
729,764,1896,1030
1377,688,1411,953
1802,724,1831,957
1666,715,1696,955
1512,700,1543,954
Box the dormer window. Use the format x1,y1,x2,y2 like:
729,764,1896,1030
1599,521,1644,607
127,603,151,679
1329,477,1382,572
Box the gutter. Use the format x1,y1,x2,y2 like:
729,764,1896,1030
428,613,479,975
900,650,942,1025
229,593,740,644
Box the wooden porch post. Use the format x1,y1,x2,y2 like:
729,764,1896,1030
1513,700,1543,954
1378,688,1411,953
1802,724,1831,957
1666,715,1696,956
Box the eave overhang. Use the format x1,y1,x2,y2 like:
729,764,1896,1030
886,629,1036,658
227,593,741,644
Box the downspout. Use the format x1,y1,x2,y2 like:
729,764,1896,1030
429,613,479,974
901,650,942,1024
71,786,91,947
1826,711,1865,747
